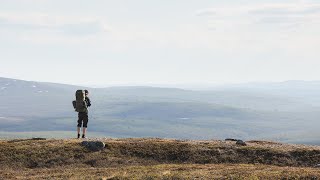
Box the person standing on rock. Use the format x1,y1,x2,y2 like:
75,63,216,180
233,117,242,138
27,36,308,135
73,90,91,138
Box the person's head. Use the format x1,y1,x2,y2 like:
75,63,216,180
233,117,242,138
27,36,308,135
84,90,89,96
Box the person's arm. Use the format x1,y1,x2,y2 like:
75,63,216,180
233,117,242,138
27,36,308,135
86,97,91,107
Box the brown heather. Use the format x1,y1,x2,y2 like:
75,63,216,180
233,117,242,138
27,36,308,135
1,138,320,179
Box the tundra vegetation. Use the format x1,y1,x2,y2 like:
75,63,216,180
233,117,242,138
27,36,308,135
1,138,320,179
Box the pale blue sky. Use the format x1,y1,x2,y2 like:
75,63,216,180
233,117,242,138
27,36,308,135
1,0,320,86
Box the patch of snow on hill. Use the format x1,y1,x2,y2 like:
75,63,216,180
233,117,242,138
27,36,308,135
179,118,190,120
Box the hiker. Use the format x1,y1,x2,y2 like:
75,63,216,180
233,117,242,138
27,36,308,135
73,90,91,138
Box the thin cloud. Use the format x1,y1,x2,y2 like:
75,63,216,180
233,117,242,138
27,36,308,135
58,21,109,36
195,9,217,16
0,13,109,36
249,3,320,25
196,2,320,29
249,3,320,15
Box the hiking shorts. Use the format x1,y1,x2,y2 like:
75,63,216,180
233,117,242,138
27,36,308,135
77,112,88,128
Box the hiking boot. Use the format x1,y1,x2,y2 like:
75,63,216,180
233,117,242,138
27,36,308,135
82,134,86,138
77,134,80,139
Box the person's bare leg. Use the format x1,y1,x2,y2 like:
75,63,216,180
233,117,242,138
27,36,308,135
77,127,81,138
82,127,87,138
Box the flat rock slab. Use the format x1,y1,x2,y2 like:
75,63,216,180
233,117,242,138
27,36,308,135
32,137,47,140
81,141,105,151
8,138,47,143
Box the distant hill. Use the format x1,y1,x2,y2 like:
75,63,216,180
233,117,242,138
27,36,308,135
1,138,320,179
1,77,320,144
218,80,320,107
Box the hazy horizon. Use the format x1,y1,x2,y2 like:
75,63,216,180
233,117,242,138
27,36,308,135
3,75,320,89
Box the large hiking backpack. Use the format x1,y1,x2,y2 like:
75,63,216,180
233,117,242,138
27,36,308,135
72,90,87,112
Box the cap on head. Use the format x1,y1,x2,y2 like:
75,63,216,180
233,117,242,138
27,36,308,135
84,90,89,94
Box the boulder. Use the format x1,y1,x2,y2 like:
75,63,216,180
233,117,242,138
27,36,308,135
81,141,105,151
236,140,247,146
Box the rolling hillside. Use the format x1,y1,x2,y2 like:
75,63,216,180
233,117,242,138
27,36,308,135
1,77,320,144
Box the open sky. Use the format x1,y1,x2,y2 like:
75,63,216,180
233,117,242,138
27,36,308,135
1,0,320,86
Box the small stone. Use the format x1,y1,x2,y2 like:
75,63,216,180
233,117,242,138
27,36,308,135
314,164,320,168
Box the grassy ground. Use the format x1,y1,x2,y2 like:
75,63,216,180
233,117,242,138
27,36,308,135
2,164,320,179
1,138,320,179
